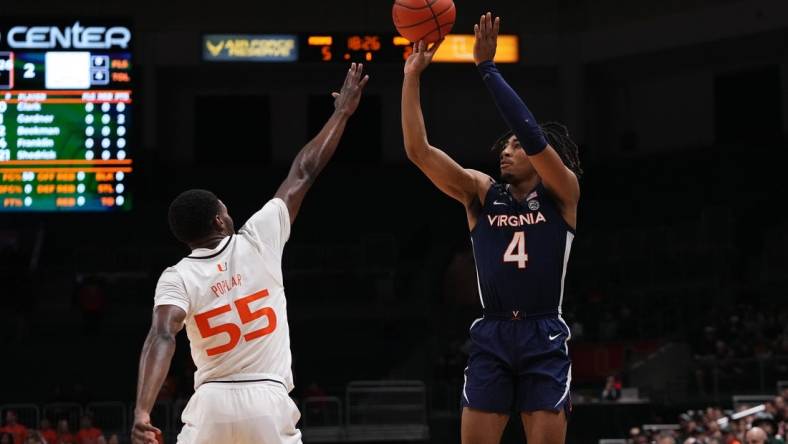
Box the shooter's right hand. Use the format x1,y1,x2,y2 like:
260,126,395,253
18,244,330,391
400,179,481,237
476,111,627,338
403,39,444,76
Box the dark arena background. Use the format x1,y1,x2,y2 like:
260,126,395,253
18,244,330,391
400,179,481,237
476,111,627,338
1,0,787,443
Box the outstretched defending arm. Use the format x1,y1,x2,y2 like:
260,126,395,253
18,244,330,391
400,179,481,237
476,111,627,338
274,63,369,222
473,12,579,209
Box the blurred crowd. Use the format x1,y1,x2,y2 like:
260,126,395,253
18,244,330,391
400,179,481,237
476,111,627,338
626,387,788,444
0,411,123,444
693,303,788,395
693,304,788,361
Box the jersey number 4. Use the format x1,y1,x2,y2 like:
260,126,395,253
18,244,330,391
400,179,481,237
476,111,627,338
503,231,528,269
194,289,277,357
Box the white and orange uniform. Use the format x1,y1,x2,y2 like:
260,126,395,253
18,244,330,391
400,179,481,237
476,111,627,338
154,198,301,444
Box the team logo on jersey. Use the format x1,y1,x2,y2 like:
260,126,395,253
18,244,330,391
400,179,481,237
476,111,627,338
217,262,227,272
528,200,540,211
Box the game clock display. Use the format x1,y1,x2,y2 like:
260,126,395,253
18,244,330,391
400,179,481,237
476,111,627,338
0,20,133,212
302,34,413,63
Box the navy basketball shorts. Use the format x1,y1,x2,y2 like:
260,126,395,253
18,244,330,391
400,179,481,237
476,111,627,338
461,315,572,414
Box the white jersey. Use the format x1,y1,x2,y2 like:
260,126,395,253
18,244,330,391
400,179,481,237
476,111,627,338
154,198,294,392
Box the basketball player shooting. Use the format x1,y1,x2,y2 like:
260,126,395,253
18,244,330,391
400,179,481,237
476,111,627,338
132,63,369,444
401,12,582,444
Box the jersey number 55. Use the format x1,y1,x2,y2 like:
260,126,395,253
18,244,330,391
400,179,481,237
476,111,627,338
194,289,277,357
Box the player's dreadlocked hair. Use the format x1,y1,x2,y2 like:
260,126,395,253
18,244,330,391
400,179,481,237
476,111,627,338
168,189,221,244
491,122,583,178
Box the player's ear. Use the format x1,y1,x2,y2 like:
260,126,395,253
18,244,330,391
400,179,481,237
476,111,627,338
213,214,225,231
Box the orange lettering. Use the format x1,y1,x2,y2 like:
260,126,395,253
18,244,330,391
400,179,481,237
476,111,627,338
0,185,21,194
112,72,131,82
56,184,76,193
37,184,55,194
56,197,76,207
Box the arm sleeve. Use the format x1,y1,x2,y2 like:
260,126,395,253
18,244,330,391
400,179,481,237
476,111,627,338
239,198,291,257
153,267,189,314
477,60,547,155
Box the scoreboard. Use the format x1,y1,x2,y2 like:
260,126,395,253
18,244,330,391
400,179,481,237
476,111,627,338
203,33,519,64
0,20,132,212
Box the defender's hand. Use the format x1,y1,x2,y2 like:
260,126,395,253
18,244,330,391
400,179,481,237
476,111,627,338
331,63,370,116
403,39,444,76
473,12,500,65
132,412,161,444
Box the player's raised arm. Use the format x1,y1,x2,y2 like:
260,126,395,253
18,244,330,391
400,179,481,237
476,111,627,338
473,12,580,210
133,305,185,444
402,40,491,208
274,63,369,222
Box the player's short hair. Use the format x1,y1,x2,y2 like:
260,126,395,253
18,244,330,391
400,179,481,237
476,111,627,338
168,189,221,244
491,122,583,178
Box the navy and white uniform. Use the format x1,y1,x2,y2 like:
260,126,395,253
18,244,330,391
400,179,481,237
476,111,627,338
462,182,574,414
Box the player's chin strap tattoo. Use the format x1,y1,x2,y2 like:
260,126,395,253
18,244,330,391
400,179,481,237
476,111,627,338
477,60,547,156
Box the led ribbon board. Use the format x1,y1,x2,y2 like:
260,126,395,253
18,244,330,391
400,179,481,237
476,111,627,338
201,33,519,63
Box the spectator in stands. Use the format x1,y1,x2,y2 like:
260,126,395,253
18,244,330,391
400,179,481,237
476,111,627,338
721,423,743,444
657,434,678,444
23,431,45,444
39,419,56,444
1,433,13,444
705,418,723,439
752,415,784,444
75,415,102,444
766,399,783,420
746,427,768,444
55,419,74,444
106,434,120,444
302,380,330,423
602,375,622,401
1,411,28,444
682,419,699,437
733,418,750,442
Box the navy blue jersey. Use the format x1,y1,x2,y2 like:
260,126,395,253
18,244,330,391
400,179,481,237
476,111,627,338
470,182,575,315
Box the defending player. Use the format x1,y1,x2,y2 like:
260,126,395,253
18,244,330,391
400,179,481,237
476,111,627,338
401,13,582,444
132,63,369,444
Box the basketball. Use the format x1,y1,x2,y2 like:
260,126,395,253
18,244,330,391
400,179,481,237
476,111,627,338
392,0,456,44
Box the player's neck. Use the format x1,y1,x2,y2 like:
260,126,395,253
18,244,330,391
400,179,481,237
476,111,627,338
507,175,540,201
188,233,228,251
